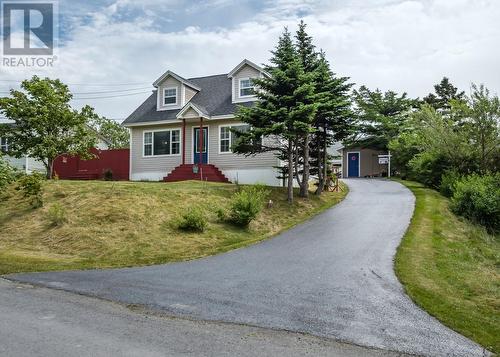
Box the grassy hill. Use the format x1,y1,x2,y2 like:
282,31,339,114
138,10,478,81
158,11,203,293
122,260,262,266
395,180,499,354
0,180,346,275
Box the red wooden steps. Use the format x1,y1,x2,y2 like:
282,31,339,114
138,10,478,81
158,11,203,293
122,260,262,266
163,164,230,183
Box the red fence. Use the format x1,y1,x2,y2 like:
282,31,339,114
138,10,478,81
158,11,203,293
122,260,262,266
53,148,129,180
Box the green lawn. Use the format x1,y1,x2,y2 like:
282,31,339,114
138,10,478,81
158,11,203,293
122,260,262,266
395,180,499,354
0,180,346,275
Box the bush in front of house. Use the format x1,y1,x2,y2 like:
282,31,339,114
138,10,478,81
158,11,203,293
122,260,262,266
177,208,207,232
16,172,45,208
450,173,500,232
227,185,270,227
47,203,67,226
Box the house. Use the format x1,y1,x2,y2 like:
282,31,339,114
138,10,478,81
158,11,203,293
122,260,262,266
0,117,45,174
327,142,343,175
122,59,282,186
339,146,389,178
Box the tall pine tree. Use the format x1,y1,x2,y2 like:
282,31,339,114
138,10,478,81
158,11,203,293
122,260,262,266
233,28,316,203
294,20,319,198
423,77,465,113
311,52,353,194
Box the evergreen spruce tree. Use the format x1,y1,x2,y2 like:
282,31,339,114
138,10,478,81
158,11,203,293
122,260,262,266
311,53,353,194
423,77,465,113
294,20,319,198
233,28,316,203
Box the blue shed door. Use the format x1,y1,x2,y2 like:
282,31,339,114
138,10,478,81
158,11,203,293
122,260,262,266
348,152,360,177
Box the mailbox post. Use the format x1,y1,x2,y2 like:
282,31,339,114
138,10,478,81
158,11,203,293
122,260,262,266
378,151,392,178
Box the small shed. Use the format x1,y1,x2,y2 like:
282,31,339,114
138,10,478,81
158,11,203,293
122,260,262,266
340,146,388,178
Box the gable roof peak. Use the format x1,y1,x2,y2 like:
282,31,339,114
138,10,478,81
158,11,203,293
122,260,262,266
227,59,268,78
153,70,201,91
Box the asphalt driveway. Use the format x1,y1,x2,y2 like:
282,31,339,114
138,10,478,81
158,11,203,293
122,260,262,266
7,179,485,357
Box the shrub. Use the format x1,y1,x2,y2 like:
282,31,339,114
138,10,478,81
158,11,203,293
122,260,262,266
228,185,270,227
103,169,113,181
177,208,207,232
47,203,67,226
17,172,44,208
408,151,451,188
450,174,500,232
439,170,461,198
216,207,227,222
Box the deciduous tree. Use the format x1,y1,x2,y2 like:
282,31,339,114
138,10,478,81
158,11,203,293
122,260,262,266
0,76,98,178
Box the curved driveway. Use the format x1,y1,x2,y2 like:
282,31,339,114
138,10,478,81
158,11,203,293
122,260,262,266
8,179,484,356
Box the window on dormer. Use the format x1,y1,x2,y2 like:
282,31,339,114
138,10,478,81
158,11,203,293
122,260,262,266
239,78,254,97
163,87,177,105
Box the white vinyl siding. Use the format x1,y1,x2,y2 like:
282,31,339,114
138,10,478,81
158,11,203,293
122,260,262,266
185,86,197,103
129,120,279,181
143,129,181,157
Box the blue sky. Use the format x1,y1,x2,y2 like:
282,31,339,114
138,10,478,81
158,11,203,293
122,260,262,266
58,0,268,40
1,0,499,120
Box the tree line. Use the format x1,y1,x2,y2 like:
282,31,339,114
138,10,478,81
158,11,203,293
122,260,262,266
234,23,499,204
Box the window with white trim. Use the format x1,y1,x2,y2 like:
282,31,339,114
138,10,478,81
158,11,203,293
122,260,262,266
144,129,181,156
239,78,254,97
220,125,250,153
163,87,177,105
0,137,8,153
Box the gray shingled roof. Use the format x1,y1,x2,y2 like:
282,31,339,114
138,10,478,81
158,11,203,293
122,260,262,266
123,74,253,125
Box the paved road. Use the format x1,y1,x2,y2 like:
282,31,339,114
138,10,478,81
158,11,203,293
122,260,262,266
0,279,405,357
7,179,486,357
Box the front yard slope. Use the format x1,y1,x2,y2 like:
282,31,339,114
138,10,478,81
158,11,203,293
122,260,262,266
395,180,499,354
0,180,346,275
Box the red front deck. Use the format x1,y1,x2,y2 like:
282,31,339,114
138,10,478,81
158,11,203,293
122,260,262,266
163,164,230,183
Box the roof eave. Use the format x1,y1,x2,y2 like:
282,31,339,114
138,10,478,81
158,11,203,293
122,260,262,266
176,102,209,119
227,59,269,78
153,70,201,91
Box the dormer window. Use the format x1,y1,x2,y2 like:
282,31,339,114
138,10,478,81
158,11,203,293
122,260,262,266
239,78,255,97
163,87,177,105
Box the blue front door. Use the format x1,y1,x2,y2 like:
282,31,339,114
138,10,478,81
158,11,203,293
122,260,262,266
193,127,208,164
348,152,359,177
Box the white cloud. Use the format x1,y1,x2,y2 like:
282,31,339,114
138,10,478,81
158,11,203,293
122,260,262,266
1,0,499,120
